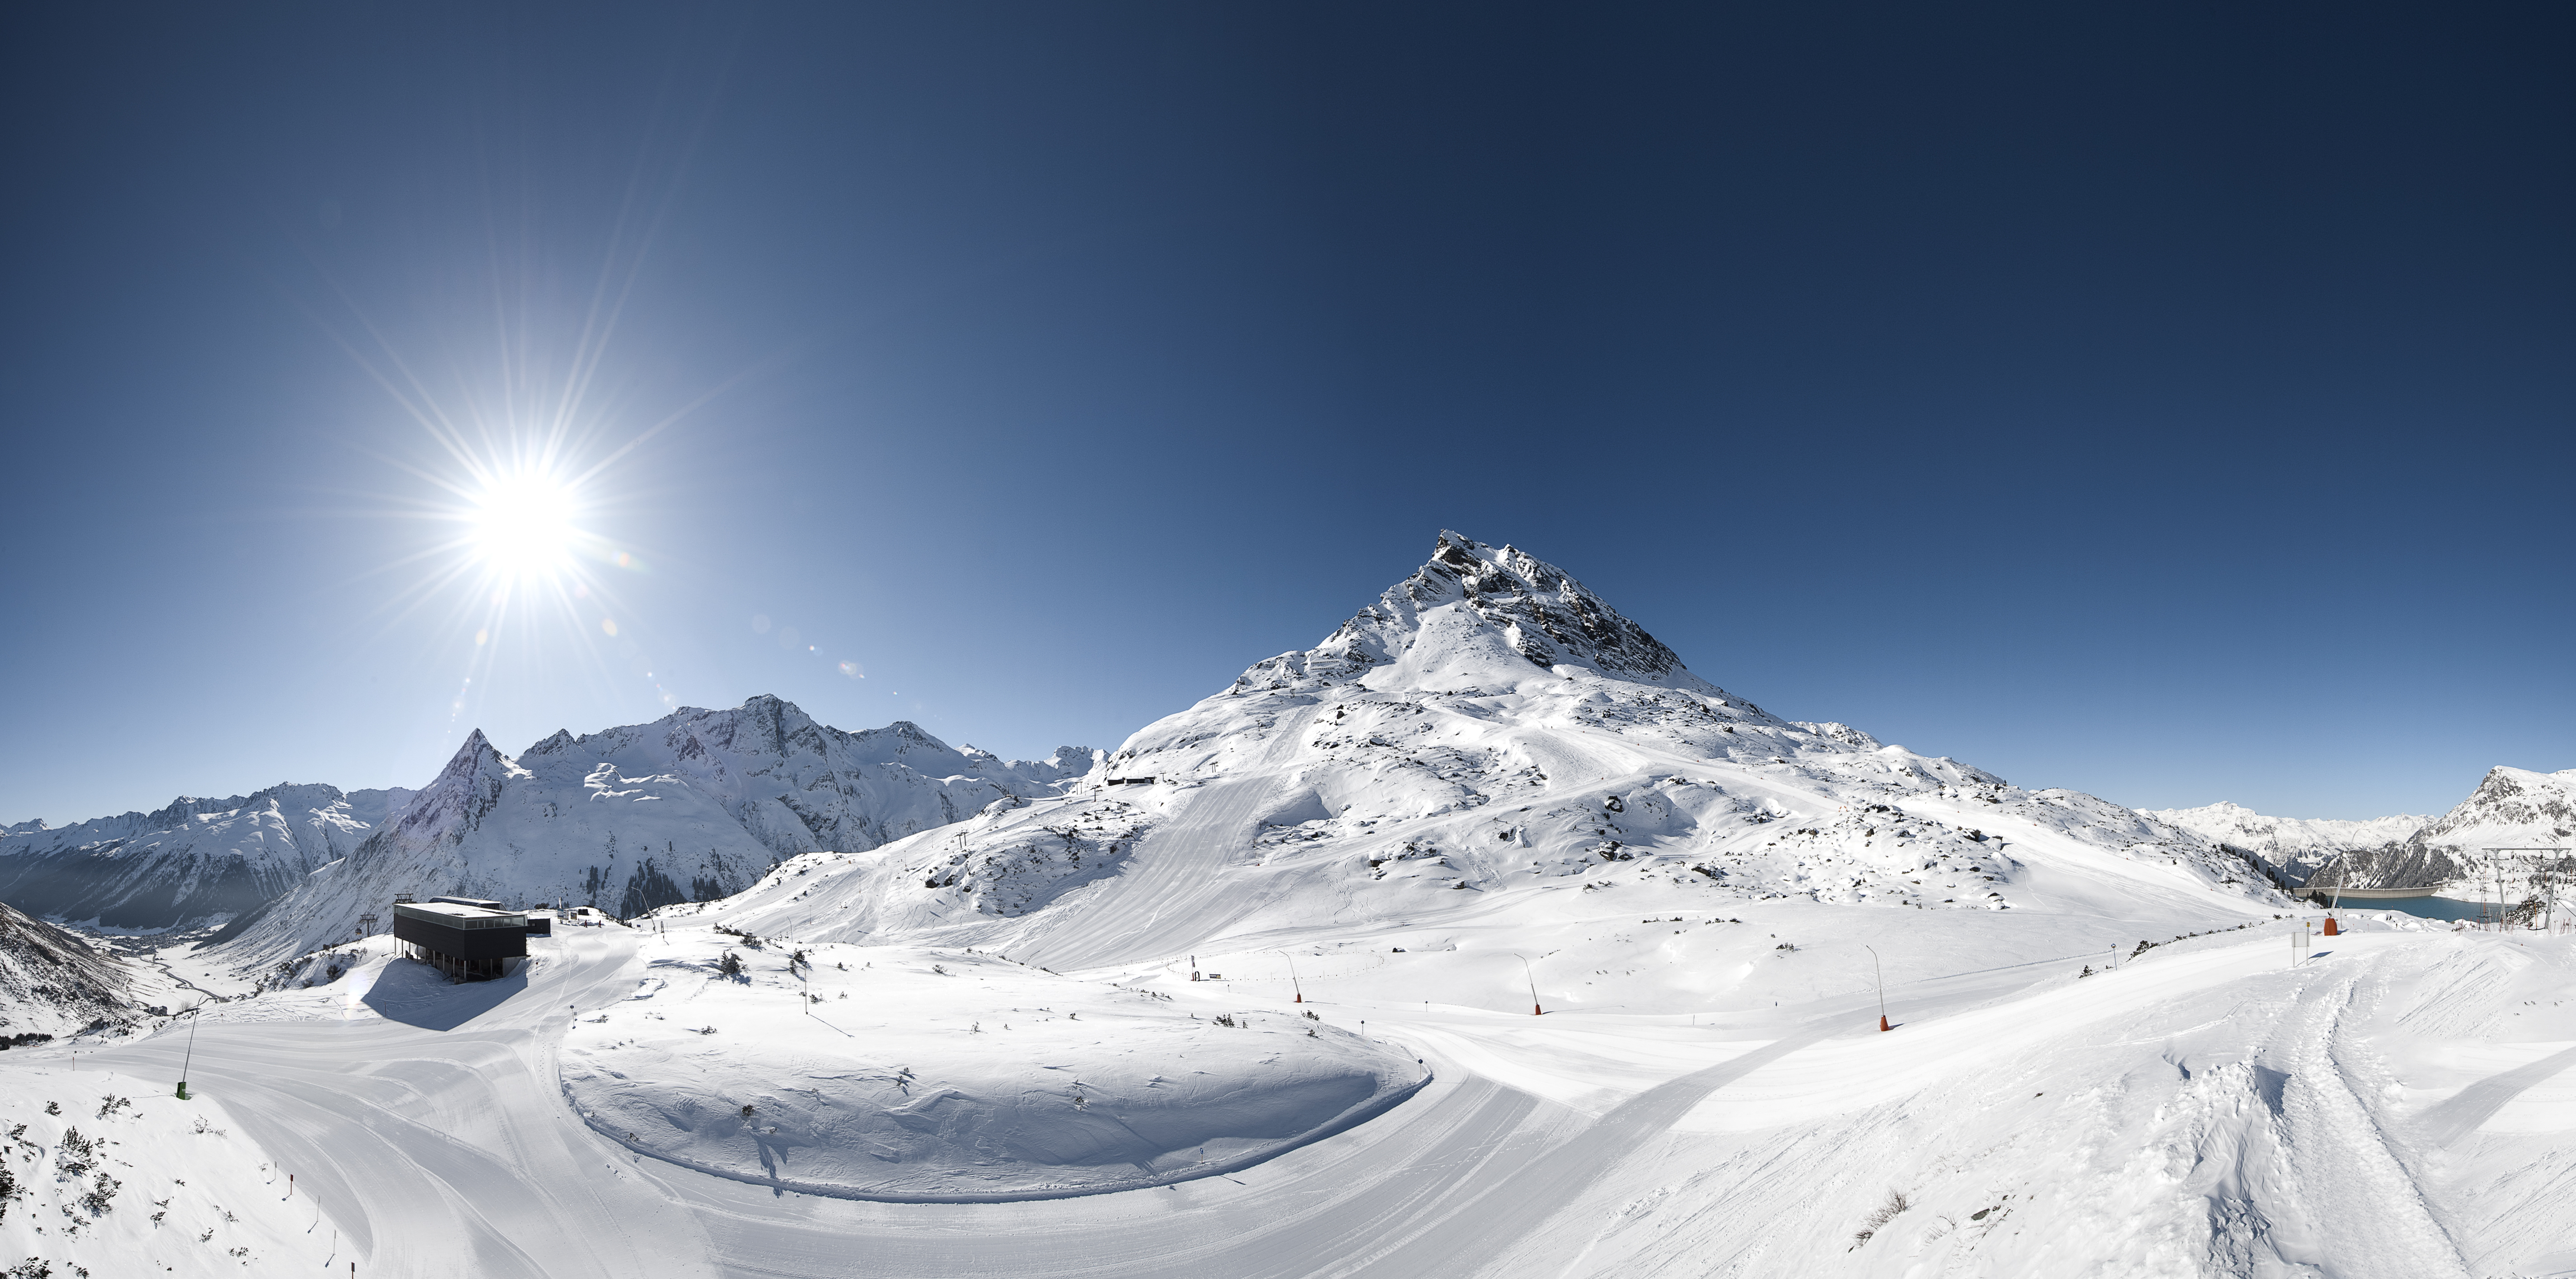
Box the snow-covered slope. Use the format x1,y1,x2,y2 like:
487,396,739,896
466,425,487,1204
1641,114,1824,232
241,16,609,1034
703,532,2280,971
212,696,1095,960
0,782,412,931
559,932,1424,1201
0,899,139,1040
2147,801,2429,885
0,1067,347,1277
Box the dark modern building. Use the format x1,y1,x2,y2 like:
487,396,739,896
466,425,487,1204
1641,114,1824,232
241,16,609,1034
392,899,529,980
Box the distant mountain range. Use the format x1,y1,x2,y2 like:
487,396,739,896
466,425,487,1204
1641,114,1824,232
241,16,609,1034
2153,767,2575,893
9,532,2563,971
0,783,412,930
0,708,1092,947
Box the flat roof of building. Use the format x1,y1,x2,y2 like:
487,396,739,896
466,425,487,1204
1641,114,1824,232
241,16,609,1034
393,901,526,927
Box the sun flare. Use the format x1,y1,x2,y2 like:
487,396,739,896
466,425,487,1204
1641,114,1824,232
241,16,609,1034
469,471,578,577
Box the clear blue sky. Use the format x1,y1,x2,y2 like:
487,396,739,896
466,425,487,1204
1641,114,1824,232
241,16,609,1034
3,4,2568,826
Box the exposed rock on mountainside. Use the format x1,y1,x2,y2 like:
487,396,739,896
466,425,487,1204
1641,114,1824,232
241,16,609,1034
0,782,412,931
707,533,2278,969
0,898,136,1039
2334,765,2576,891
2146,801,2430,886
214,697,1094,960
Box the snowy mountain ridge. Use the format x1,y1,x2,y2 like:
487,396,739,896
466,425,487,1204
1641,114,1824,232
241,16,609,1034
2145,801,2430,885
212,697,1096,959
0,781,414,931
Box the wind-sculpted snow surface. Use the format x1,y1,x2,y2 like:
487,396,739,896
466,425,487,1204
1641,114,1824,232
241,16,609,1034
213,696,1095,960
557,934,1424,1200
0,782,411,931
713,533,2277,970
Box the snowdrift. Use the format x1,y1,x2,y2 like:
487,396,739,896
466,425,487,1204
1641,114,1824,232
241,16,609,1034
557,932,1426,1200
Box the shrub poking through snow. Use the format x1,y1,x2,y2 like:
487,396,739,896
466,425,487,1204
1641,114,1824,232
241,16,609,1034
53,1130,94,1180
717,951,743,977
1852,1190,1910,1246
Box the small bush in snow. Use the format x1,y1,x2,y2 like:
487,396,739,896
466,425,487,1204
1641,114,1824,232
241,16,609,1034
93,1096,129,1120
54,1130,95,1179
1852,1190,1910,1246
717,951,743,977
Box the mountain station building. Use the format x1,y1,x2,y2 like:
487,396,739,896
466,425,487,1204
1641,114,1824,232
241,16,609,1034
392,896,529,980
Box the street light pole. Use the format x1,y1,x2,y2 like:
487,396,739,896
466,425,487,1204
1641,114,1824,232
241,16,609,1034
1864,945,1889,1032
177,1002,203,1099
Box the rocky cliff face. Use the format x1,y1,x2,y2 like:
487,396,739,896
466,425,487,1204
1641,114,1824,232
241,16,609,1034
0,782,411,930
211,697,1095,960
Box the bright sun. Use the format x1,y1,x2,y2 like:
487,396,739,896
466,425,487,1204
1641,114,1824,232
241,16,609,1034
469,471,578,577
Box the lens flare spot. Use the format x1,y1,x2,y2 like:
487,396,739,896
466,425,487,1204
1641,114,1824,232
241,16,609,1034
838,661,862,678
601,618,618,637
475,628,488,646
751,614,771,634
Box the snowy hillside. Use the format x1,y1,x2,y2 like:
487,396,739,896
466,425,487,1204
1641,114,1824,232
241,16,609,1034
0,782,412,931
211,696,1094,960
0,899,140,1040
2147,801,2429,884
702,532,2281,974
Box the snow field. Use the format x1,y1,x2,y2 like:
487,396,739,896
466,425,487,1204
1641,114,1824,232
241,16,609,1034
1465,928,2576,1279
0,1068,344,1278
558,930,1426,1200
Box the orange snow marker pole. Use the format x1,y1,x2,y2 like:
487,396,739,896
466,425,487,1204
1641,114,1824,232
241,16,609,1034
1866,944,1891,1031
2323,916,2339,937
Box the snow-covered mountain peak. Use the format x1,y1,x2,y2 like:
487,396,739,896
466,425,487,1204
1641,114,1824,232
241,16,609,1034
1231,531,1749,704
210,697,1101,958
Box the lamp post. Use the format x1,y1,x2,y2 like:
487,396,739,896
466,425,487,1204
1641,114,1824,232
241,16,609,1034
177,1002,203,1099
1864,945,1889,1032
